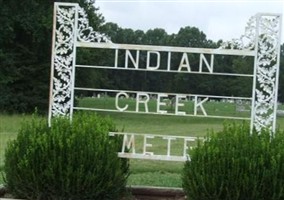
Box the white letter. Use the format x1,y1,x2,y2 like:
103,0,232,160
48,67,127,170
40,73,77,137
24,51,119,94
175,95,186,115
115,92,129,111
199,54,214,73
114,49,118,68
143,135,154,155
136,93,150,113
194,96,208,116
183,138,195,161
125,50,140,69
157,94,168,114
178,53,191,72
146,51,160,70
122,134,135,154
163,136,176,157
167,52,171,71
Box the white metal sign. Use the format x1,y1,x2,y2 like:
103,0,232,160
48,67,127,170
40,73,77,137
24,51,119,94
48,3,281,161
109,132,198,162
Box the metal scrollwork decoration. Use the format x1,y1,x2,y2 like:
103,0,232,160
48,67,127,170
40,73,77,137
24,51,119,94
220,15,257,50
220,14,281,133
49,4,76,122
48,3,112,125
253,14,281,133
77,7,112,43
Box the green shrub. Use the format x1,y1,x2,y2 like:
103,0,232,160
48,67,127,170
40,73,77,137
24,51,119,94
4,112,129,200
182,123,284,200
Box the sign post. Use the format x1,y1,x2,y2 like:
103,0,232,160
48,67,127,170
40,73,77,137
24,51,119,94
49,3,282,161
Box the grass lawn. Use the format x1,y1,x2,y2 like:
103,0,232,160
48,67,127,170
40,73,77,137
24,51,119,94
0,114,37,164
106,112,226,187
99,111,284,187
77,96,252,118
0,99,284,187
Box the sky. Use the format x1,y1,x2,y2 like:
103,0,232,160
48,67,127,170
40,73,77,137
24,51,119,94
95,0,284,43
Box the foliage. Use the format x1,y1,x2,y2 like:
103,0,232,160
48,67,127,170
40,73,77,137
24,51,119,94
182,123,284,200
4,112,129,200
1,0,284,114
0,0,104,113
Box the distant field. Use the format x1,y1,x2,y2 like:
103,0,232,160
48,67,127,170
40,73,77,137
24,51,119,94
0,99,284,187
76,96,252,119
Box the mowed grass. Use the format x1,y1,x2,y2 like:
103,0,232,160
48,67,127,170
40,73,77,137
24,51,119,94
0,114,40,183
77,97,284,187
0,99,284,187
77,96,252,118
0,114,37,164
103,112,226,187
99,111,284,187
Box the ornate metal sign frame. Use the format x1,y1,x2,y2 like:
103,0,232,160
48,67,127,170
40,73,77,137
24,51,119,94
48,3,281,160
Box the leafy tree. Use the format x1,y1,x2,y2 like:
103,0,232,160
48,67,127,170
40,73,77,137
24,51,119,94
0,0,105,113
171,26,211,94
2,0,283,114
173,26,207,48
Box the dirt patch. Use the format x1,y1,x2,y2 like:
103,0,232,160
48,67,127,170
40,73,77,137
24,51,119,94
0,185,186,200
127,186,186,200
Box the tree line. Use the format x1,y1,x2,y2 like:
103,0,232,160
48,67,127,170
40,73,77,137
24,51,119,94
1,0,283,113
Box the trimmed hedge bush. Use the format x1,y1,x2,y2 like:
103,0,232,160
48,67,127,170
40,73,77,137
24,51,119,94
182,123,284,200
4,113,129,200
